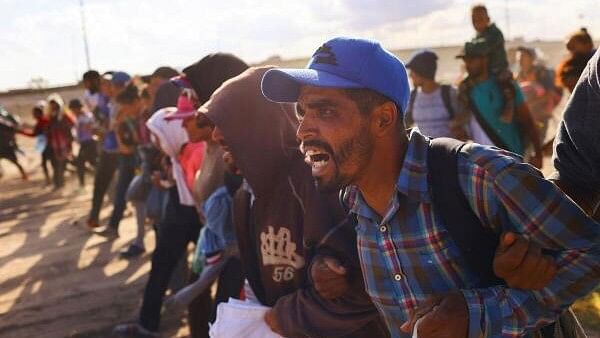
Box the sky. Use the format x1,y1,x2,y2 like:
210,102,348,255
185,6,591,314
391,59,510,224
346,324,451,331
1,0,599,91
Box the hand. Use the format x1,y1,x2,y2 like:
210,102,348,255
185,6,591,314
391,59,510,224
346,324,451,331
264,309,283,335
310,255,349,299
493,232,557,290
401,292,468,338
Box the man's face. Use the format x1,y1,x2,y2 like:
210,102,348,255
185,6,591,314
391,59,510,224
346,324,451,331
71,106,82,116
471,9,489,33
183,114,213,143
464,56,486,77
212,125,241,174
517,51,534,71
148,76,164,97
120,100,141,117
49,101,60,116
100,79,113,97
409,70,426,88
296,86,374,192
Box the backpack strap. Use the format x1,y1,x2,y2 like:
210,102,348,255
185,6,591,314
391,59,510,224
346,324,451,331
404,89,418,128
440,84,455,119
428,138,505,287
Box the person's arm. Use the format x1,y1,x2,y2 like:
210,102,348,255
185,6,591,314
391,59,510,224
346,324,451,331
268,273,383,338
266,181,384,338
459,148,600,337
448,86,472,140
513,85,543,168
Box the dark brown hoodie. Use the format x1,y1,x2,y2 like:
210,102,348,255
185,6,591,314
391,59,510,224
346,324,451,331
201,67,387,338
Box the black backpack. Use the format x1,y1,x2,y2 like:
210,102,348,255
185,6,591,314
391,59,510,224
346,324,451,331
404,84,455,128
342,138,582,337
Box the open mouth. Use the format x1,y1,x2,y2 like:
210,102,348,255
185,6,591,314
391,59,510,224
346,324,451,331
304,148,332,175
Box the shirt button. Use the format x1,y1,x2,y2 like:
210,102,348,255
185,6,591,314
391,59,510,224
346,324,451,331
379,225,387,232
394,274,402,281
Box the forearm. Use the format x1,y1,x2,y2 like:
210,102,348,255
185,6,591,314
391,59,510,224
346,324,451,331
463,245,600,337
271,285,380,338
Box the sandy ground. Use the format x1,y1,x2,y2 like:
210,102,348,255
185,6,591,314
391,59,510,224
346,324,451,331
0,136,190,338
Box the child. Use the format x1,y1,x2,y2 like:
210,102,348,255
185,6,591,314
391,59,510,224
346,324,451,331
20,101,51,183
46,94,74,189
69,99,97,188
471,4,515,122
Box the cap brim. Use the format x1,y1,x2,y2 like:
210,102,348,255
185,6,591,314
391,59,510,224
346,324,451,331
261,68,363,103
170,75,192,89
163,109,195,121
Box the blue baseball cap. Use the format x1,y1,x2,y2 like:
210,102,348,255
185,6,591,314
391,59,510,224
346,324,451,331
103,71,131,86
261,37,410,114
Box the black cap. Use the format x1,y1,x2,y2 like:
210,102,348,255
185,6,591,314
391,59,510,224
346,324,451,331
406,49,438,79
182,53,249,104
456,40,489,59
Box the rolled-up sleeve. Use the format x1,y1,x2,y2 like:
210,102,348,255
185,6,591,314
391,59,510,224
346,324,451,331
460,152,600,337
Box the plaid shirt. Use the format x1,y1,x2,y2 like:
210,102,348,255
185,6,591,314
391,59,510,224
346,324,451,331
344,130,599,337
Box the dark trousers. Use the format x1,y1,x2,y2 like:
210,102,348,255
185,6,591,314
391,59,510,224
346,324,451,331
49,153,66,188
186,257,244,337
41,147,51,182
76,140,97,186
89,150,118,222
108,153,137,229
139,187,209,335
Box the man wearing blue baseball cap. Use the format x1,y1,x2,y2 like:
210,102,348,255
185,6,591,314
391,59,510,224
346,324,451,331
262,37,599,337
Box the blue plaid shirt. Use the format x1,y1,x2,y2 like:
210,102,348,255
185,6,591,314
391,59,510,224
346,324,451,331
344,130,600,337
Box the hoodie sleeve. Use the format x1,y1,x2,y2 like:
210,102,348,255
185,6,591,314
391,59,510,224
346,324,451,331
271,176,385,338
552,49,600,206
271,282,385,338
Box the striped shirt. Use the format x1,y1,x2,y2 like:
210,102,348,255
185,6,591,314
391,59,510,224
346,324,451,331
344,130,599,337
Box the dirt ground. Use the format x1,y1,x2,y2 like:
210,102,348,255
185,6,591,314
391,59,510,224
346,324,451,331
0,136,190,337
0,134,598,338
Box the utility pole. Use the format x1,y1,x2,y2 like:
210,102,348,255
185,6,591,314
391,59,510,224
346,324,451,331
79,0,91,70
505,0,511,41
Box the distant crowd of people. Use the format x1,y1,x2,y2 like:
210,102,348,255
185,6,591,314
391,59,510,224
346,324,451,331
0,4,599,338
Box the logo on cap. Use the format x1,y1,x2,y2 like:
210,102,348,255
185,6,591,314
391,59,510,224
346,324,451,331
313,44,338,66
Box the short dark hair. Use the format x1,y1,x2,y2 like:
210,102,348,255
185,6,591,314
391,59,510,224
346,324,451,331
343,88,404,130
83,70,100,82
471,4,488,15
68,99,83,109
116,84,140,105
151,66,179,80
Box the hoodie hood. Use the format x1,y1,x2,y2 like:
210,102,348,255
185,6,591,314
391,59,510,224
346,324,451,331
183,53,249,104
46,93,65,119
201,66,299,198
146,107,188,158
146,107,195,206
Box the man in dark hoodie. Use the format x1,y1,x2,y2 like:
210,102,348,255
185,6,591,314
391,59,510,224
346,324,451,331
199,66,388,338
113,54,249,338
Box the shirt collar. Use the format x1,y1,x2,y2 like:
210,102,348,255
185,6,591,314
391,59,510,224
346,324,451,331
395,129,432,204
346,129,432,219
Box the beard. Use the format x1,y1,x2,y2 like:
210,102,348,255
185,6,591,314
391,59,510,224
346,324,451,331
314,128,374,193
